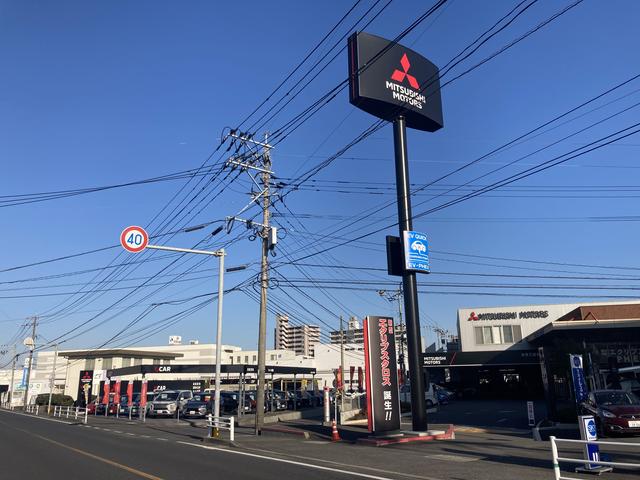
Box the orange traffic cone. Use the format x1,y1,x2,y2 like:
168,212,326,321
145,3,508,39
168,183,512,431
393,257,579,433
331,420,341,442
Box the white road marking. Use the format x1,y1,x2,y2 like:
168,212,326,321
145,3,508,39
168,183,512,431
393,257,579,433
177,441,397,480
126,433,136,436
498,410,515,413
156,438,168,441
424,454,480,463
242,445,443,480
497,418,508,423
113,430,123,434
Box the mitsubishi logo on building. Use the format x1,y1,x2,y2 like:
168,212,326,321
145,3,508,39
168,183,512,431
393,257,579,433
468,312,479,321
391,53,419,89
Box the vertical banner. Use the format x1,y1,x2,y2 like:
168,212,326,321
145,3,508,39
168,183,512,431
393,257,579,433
126,381,134,407
363,316,401,434
113,379,121,405
102,379,110,405
77,370,93,404
570,354,589,404
140,379,148,408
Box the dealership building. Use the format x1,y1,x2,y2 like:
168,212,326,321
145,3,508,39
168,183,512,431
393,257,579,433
424,300,640,417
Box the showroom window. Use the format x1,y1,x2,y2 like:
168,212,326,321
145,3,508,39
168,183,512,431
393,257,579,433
474,325,522,345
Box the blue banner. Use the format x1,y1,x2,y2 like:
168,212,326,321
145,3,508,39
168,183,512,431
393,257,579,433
570,354,589,404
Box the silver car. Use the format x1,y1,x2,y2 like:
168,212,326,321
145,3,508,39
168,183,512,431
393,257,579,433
148,390,193,418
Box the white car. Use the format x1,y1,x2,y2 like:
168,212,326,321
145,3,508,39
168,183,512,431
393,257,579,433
399,383,438,408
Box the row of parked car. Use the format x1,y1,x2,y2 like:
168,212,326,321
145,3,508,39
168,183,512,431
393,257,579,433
87,388,327,419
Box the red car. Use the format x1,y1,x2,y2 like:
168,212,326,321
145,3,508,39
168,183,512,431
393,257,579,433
581,390,640,436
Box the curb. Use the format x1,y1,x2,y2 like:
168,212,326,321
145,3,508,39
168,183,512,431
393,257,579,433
261,425,312,439
356,424,455,446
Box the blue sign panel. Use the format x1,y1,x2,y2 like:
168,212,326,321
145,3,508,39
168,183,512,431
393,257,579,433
403,231,430,273
570,354,589,404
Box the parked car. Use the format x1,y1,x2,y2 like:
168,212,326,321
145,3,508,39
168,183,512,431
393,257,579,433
399,383,439,408
267,390,288,411
182,392,213,418
118,393,152,416
580,389,640,437
434,384,455,404
619,378,640,397
148,390,193,418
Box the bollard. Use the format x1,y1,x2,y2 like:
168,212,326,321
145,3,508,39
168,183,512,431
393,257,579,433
35,405,39,416
84,407,88,424
230,416,235,442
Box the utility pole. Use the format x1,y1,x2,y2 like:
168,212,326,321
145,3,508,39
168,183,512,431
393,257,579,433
8,345,16,406
224,130,274,435
47,344,58,415
396,294,407,384
255,133,271,435
340,315,345,416
23,316,38,408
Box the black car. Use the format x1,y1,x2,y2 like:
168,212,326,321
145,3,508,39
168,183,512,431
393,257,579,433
182,392,213,418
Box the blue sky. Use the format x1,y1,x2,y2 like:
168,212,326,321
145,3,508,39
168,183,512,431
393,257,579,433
1,0,640,358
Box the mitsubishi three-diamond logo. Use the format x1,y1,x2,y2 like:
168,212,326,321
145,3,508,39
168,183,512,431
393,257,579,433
391,53,419,89
385,52,425,110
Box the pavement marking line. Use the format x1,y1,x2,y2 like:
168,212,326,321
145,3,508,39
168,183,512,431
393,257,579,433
238,445,443,480
177,441,397,480
497,418,508,423
0,419,163,480
424,454,480,463
0,409,73,425
30,433,165,480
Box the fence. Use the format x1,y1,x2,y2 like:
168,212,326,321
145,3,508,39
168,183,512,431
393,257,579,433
52,405,89,424
206,414,235,442
24,404,39,415
550,436,640,479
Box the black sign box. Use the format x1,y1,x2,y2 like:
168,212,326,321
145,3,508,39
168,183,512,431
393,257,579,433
348,31,443,132
364,316,401,434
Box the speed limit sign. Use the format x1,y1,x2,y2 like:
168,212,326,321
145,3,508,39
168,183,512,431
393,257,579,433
120,226,149,253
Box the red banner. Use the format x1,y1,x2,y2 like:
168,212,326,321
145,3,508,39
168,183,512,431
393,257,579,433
102,380,110,405
127,381,134,407
140,380,148,407
113,379,121,405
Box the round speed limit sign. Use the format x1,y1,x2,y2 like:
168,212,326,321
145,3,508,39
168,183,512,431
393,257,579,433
120,226,149,253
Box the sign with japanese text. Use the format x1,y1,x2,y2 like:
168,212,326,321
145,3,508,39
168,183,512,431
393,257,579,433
363,316,401,434
570,354,589,404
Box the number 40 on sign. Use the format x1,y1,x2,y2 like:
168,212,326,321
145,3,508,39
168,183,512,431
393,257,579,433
120,226,149,253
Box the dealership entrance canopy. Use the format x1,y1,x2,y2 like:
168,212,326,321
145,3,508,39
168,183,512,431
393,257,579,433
105,364,316,378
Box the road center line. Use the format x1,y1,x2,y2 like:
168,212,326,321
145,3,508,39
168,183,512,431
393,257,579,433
0,418,163,480
177,441,396,480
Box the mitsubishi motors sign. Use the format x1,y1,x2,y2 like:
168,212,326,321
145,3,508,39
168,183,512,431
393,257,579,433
348,31,443,132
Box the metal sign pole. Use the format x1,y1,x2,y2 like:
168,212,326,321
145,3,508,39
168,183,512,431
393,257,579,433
393,116,427,431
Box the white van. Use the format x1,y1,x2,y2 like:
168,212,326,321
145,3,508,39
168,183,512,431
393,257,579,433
399,383,438,408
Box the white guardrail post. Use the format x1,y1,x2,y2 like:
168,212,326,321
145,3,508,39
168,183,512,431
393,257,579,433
230,416,235,442
550,436,640,479
550,436,561,480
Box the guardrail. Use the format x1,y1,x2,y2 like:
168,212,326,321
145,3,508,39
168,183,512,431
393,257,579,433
550,436,640,479
24,404,39,415
206,414,234,442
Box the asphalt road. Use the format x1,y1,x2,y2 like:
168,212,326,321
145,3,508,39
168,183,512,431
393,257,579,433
2,408,639,480
0,410,392,480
